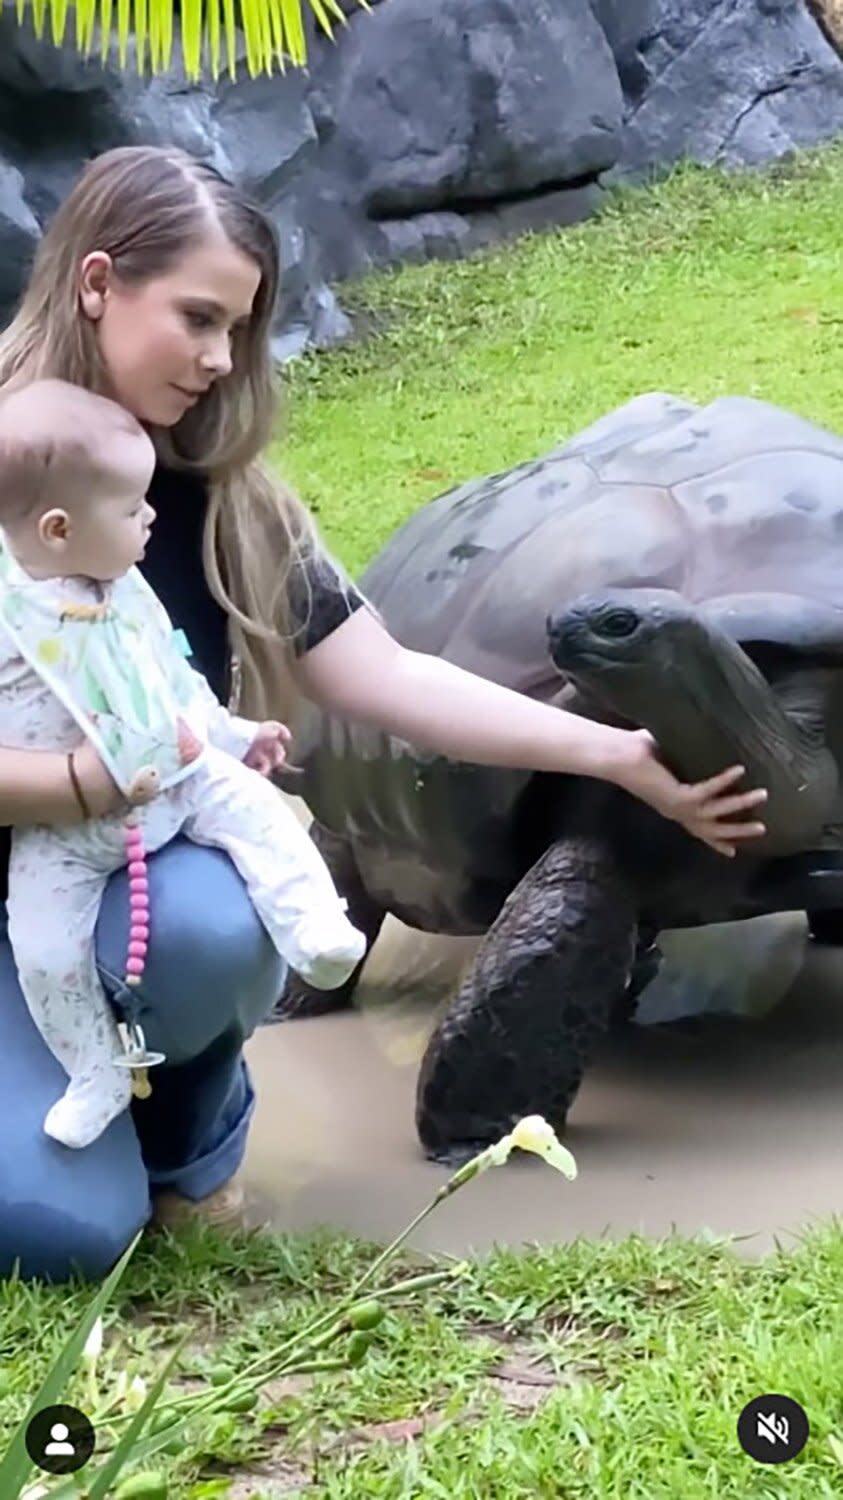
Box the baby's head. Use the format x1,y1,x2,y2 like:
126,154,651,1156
0,379,156,581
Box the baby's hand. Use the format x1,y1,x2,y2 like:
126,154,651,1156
244,721,292,777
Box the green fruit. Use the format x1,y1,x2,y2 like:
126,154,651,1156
149,1412,177,1435
348,1299,385,1331
113,1472,169,1500
346,1330,375,1366
223,1389,259,1412
208,1364,233,1386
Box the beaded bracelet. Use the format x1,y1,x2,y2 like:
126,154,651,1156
67,751,91,820
123,817,152,1100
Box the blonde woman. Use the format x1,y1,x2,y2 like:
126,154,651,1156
0,146,767,1282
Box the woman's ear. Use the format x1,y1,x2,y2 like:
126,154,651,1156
78,252,113,321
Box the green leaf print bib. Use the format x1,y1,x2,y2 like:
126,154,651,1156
0,533,206,799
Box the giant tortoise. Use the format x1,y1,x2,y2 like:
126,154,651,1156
277,392,843,1163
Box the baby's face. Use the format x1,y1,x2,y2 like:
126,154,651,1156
55,429,157,582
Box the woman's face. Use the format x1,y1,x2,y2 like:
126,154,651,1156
78,227,263,428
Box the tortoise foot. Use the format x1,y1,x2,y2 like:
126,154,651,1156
264,972,358,1025
424,1138,496,1170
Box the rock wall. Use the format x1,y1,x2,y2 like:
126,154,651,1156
1,0,842,354
596,0,843,175
0,14,351,356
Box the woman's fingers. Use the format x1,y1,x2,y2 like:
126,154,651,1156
688,776,768,813
636,741,769,857
715,786,767,816
688,816,767,858
686,763,750,798
694,788,768,821
712,818,767,839
682,770,768,854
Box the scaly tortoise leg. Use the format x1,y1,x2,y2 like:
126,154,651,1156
415,836,636,1164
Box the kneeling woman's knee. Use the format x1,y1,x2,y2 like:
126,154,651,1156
0,1110,150,1284
96,838,284,1064
3,1193,147,1283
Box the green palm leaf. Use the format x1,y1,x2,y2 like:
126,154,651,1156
13,0,361,80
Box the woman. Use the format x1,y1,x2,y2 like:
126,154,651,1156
0,147,767,1282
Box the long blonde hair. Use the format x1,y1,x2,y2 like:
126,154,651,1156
0,144,316,720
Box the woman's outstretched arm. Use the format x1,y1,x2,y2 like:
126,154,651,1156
292,607,767,858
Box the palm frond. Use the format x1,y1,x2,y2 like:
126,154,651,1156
12,0,361,79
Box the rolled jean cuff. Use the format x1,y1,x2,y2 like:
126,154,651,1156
147,1063,256,1200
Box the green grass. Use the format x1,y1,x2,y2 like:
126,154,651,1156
2,1222,842,1497
278,145,843,577
6,148,843,1496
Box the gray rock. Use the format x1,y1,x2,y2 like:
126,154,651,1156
294,0,620,282
301,0,843,288
596,0,843,177
588,0,662,103
319,0,621,216
0,9,346,352
2,0,843,359
0,160,39,322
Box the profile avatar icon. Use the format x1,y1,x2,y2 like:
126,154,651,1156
45,1420,75,1456
25,1403,96,1475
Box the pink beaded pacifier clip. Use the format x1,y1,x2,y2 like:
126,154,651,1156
113,817,166,1099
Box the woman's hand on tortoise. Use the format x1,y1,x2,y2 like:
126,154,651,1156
617,730,767,857
244,720,292,777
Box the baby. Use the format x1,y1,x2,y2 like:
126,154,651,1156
0,379,366,1149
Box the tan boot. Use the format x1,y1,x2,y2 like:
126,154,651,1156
150,1173,246,1231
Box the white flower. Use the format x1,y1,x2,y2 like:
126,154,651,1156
445,1114,577,1193
489,1115,578,1178
126,1375,148,1412
82,1316,104,1364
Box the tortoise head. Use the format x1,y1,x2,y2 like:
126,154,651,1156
547,587,838,854
547,588,708,724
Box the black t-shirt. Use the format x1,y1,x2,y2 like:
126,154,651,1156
0,465,365,901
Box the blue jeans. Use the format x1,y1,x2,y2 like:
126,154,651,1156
0,838,284,1283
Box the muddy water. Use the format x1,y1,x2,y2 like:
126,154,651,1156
244,912,842,1260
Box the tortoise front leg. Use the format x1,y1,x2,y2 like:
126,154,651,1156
415,836,637,1164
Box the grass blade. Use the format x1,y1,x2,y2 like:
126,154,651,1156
0,1233,141,1497
83,1336,187,1499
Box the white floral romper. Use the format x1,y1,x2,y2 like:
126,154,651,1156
0,539,365,1150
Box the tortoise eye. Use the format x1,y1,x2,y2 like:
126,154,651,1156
600,608,640,638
